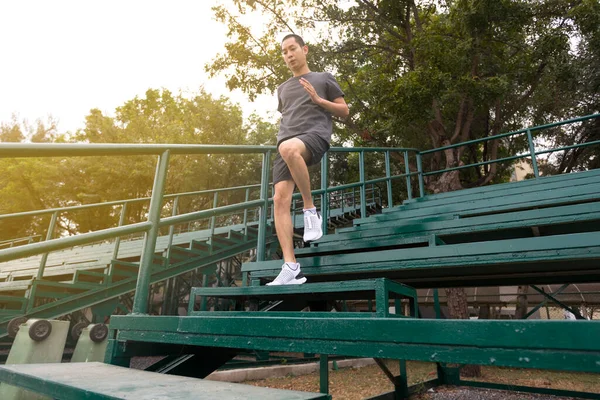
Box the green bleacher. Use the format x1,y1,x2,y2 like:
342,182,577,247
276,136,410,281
1,115,599,399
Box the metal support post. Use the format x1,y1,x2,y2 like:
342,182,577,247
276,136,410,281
416,153,425,198
210,192,218,240
319,354,329,394
320,153,329,235
433,288,441,319
526,129,540,178
111,203,128,261
37,211,58,280
404,151,412,200
257,151,271,262
243,188,250,237
359,151,367,218
385,151,393,207
131,151,170,315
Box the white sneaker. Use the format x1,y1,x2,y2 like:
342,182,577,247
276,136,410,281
266,263,307,285
303,210,323,242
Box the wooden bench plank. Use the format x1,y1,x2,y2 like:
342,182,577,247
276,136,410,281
0,362,328,400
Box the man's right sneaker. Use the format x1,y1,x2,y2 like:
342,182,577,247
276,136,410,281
266,262,307,285
303,209,323,242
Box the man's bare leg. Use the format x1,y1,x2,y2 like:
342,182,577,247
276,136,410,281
278,138,314,208
268,178,308,285
273,180,297,263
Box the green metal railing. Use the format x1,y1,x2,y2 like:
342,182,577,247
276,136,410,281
0,143,415,315
420,114,600,179
0,113,598,316
0,183,264,281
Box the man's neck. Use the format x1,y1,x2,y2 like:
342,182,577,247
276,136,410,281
292,65,311,77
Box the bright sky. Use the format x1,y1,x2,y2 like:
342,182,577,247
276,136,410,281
0,0,277,134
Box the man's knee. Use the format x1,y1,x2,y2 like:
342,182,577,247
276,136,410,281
279,139,309,163
273,186,293,209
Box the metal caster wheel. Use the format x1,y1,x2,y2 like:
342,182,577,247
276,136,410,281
29,320,52,342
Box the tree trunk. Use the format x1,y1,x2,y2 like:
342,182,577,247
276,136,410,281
514,285,529,319
428,117,481,377
445,288,482,377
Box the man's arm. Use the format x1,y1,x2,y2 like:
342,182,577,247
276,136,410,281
318,97,349,119
299,78,349,119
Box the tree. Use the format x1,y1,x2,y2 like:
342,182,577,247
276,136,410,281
0,118,68,242
0,89,278,241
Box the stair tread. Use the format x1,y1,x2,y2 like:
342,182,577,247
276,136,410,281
0,363,328,400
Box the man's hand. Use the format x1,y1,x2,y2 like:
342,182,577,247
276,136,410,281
299,77,349,119
299,78,323,105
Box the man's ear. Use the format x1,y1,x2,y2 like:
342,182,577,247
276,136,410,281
303,45,308,55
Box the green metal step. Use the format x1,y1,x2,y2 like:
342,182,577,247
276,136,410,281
210,235,236,247
398,167,600,208
0,362,329,400
395,174,600,212
355,185,600,226
190,240,211,252
109,315,600,374
73,270,107,285
168,245,206,262
311,202,600,250
0,236,278,337
244,231,600,288
189,278,417,318
297,235,434,257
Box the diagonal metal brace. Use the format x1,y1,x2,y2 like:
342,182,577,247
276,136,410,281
374,358,396,384
524,284,569,319
530,285,585,320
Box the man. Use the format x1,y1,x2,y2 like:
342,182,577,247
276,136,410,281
267,34,349,286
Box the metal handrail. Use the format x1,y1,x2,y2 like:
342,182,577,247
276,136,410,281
0,143,414,314
1,113,597,314
421,113,600,178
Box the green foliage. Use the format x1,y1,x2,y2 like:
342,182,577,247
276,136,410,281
207,0,600,191
0,89,279,241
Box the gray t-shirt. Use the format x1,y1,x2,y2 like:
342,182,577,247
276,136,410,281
277,71,345,146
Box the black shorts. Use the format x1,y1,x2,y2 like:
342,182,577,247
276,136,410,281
273,134,330,185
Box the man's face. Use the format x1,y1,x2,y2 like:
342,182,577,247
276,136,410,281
281,37,307,71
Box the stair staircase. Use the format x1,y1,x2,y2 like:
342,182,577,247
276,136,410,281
102,166,600,399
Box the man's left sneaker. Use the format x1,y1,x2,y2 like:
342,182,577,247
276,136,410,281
266,262,307,286
303,209,323,242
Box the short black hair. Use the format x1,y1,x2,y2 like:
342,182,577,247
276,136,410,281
281,34,305,47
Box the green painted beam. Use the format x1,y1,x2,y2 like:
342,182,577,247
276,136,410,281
243,232,600,287
187,311,408,318
326,202,600,242
109,315,600,373
396,168,600,208
0,237,276,338
358,186,600,225
190,278,415,300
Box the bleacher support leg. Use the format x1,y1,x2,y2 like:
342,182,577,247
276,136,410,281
319,354,329,395
396,360,409,399
436,363,461,386
104,337,131,368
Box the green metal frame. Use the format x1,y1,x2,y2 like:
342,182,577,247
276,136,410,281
106,315,600,373
1,113,600,399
